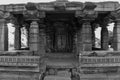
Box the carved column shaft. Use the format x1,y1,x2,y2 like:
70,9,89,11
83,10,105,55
73,32,77,53
92,26,95,48
0,19,8,51
113,19,120,50
82,21,92,51
39,23,46,55
29,21,39,52
77,27,83,53
14,24,21,50
101,26,109,50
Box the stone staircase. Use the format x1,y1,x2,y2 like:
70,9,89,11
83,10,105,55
45,53,76,59
44,70,72,80
44,53,79,68
41,53,79,80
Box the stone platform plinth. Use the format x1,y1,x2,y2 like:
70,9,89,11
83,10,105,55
0,72,41,80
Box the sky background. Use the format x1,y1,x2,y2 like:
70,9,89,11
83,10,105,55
0,0,120,4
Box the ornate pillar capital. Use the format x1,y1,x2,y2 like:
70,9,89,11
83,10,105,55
76,10,98,24
76,10,98,19
0,11,15,23
110,9,120,21
24,3,46,20
75,2,97,23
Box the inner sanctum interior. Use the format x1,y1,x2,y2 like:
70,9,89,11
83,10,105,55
45,12,76,53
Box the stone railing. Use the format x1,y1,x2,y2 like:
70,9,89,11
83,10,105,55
79,51,120,67
0,56,42,72
0,56,40,66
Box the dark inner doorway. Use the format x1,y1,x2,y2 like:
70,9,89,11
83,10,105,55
45,11,76,53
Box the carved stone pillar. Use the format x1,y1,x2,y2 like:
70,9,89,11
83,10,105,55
101,26,109,50
73,32,77,53
113,19,120,50
39,22,46,55
91,24,96,48
14,23,21,50
0,19,8,51
75,7,97,52
81,21,92,51
29,21,39,52
77,27,83,53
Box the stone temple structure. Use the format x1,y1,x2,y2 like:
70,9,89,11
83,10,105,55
0,0,120,80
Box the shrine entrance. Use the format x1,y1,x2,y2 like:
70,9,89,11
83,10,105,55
53,22,73,53
45,12,76,53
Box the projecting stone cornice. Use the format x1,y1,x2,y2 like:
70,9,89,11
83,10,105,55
0,1,119,12
94,1,119,11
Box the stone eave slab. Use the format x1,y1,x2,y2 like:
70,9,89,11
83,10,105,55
0,1,119,13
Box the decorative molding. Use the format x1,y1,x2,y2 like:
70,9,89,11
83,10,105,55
0,11,13,19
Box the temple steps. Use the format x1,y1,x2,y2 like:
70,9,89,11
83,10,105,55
41,53,79,80
45,53,77,59
44,53,79,69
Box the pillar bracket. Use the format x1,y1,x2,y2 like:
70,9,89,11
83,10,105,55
24,3,46,20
